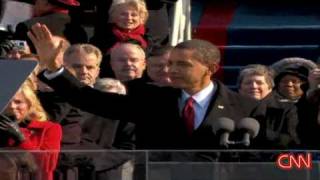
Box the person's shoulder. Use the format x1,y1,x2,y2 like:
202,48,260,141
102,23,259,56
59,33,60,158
215,81,251,100
28,120,61,130
44,121,62,134
216,81,259,110
125,78,179,97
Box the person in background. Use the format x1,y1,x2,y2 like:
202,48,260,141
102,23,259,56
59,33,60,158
238,64,274,100
0,80,62,180
95,77,127,94
93,77,135,180
110,42,146,82
91,0,149,78
270,57,320,149
0,40,31,59
6,40,31,59
238,64,300,149
62,43,101,86
146,45,173,86
271,57,317,102
296,63,320,149
91,0,149,53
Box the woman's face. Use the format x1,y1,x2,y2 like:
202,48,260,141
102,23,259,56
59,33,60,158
113,4,142,30
239,74,272,100
5,92,30,122
278,74,305,100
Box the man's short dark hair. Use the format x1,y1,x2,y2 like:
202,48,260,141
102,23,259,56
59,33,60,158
174,39,221,69
149,45,173,57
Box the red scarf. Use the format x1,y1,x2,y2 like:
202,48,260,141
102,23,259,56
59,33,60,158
112,25,147,49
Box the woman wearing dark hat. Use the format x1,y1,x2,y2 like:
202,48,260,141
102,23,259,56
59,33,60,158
272,57,317,102
272,57,320,149
275,66,310,101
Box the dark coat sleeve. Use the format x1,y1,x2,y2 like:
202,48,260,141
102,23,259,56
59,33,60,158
38,69,137,122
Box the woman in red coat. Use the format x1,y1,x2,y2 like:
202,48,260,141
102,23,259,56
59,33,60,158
0,80,62,180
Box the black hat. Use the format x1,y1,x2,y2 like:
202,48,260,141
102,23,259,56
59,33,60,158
275,66,309,84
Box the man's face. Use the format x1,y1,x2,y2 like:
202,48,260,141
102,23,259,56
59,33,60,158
110,45,146,82
239,74,272,100
147,52,171,85
113,4,142,30
278,74,305,100
64,52,100,86
168,49,212,92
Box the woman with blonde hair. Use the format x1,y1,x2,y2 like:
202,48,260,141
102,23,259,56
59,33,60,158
91,0,150,53
0,80,62,180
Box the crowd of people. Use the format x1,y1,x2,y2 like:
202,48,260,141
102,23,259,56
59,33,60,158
0,0,320,179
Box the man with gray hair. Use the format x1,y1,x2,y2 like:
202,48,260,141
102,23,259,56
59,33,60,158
95,78,127,94
63,44,102,86
110,42,146,82
147,45,173,86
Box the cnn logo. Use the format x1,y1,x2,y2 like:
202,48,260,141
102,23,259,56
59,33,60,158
276,153,312,170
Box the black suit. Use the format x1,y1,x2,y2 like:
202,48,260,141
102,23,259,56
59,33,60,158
39,69,257,149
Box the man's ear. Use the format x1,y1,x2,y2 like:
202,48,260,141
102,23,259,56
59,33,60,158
142,59,147,70
210,63,220,75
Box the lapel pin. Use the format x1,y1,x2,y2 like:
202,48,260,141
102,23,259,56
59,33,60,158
217,105,224,109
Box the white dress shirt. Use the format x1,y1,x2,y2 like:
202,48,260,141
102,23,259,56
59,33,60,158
43,67,65,79
179,81,215,130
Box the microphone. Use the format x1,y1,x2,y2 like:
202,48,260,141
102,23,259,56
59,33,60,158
236,118,260,147
212,117,235,148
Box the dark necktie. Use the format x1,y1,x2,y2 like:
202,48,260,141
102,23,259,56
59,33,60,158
183,97,195,135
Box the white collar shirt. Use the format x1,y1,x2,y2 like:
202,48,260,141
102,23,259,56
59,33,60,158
179,81,215,129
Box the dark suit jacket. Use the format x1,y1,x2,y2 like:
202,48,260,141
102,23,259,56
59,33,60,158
39,70,257,149
14,13,87,49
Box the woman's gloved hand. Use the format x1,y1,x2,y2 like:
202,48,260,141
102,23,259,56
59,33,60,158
0,114,25,144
